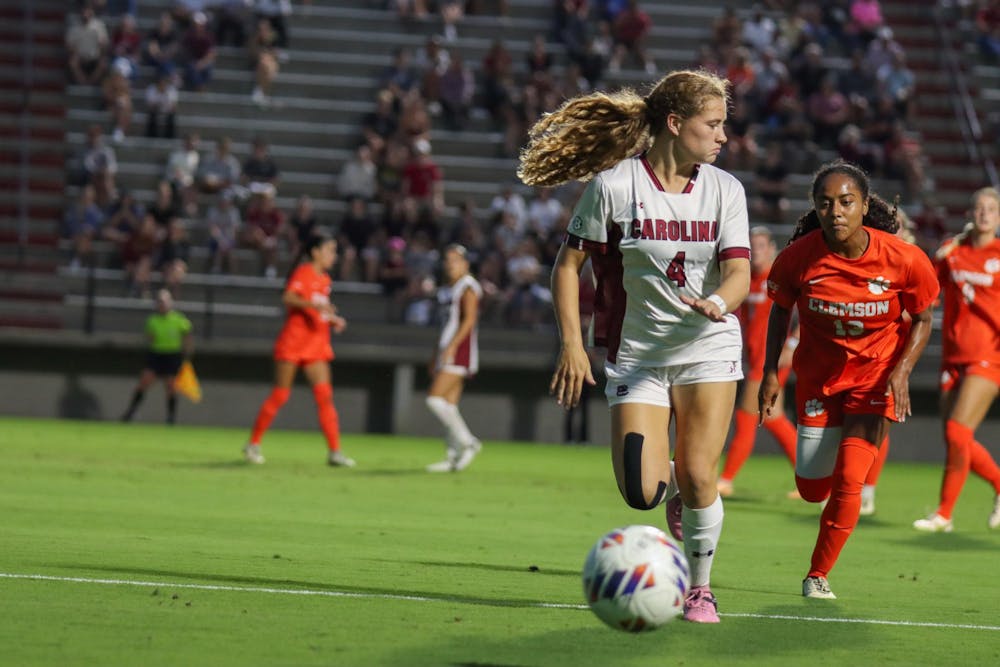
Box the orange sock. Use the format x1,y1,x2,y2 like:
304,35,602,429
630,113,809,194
864,436,890,486
312,382,341,452
969,440,1000,494
250,387,291,445
763,414,797,464
720,409,757,481
808,437,877,578
939,420,973,519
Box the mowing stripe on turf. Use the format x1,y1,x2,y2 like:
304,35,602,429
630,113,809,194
3,572,999,632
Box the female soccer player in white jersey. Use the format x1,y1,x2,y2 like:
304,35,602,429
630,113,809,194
519,70,751,623
425,244,485,472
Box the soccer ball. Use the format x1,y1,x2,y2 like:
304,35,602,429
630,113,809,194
582,525,690,632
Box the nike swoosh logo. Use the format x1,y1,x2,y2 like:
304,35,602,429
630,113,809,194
869,400,886,406
807,277,827,285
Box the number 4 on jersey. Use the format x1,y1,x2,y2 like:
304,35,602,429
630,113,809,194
665,252,687,287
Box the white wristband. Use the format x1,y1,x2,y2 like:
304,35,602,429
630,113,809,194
706,294,727,315
786,336,800,351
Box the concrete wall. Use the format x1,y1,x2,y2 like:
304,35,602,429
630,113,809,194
3,332,1000,462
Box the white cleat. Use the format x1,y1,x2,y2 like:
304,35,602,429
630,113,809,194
327,450,356,467
452,439,482,471
988,495,1000,530
243,443,265,464
859,496,876,516
426,458,456,473
802,576,836,599
913,513,953,533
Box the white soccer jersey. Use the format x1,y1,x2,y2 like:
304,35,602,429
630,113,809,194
566,156,750,368
437,273,483,372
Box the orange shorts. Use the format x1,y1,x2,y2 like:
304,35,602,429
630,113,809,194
794,379,897,428
273,335,332,366
940,361,1000,393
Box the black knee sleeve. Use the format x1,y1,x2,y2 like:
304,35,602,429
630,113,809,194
623,432,667,510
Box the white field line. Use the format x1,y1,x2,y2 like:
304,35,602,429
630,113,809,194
2,572,999,632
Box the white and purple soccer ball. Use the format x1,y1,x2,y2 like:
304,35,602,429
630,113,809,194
582,525,690,632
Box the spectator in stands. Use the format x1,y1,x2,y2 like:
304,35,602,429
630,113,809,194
337,196,377,281
876,50,915,122
791,42,828,99
197,136,242,195
910,194,949,252
448,199,487,262
157,218,189,296
249,17,281,107
144,11,181,76
378,235,410,317
402,138,444,216
525,34,554,87
399,89,433,143
111,13,141,80
380,48,418,100
287,194,318,257
102,189,145,248
206,190,242,273
182,11,216,91
101,59,132,144
490,183,528,234
440,0,465,42
362,89,399,160
120,289,193,425
164,133,201,216
751,46,788,111
839,47,878,116
711,5,743,55
393,0,430,20
864,26,903,75
505,240,552,329
377,140,408,205
122,212,159,297
416,34,450,115
66,3,109,86
254,0,291,50
171,0,208,27
242,137,281,193
807,74,851,148
742,4,777,52
148,179,182,231
883,120,927,195
725,47,756,102
63,185,106,271
836,123,882,176
481,39,514,125
242,188,286,278
438,52,475,130
337,144,378,202
849,0,884,45
215,0,250,48
976,0,1000,62
527,186,564,237
144,72,179,139
750,142,790,223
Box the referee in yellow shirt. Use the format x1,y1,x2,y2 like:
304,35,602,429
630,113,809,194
121,289,193,424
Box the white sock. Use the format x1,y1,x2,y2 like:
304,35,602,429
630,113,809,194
861,484,876,503
682,494,724,588
425,396,476,447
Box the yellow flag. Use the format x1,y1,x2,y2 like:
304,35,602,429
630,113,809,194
175,360,202,403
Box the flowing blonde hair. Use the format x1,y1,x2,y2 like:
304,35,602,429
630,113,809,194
516,70,730,187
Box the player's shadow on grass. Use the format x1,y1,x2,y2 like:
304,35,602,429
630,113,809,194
888,532,996,552
58,563,583,609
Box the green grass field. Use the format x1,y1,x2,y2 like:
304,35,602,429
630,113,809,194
1,417,998,667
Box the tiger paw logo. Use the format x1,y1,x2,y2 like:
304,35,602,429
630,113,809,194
986,258,1000,274
804,399,825,417
867,276,891,295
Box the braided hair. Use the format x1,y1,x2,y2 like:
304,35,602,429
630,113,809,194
787,160,899,245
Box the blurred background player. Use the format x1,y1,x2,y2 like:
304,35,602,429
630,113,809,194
760,161,938,600
426,244,484,472
717,226,798,498
524,70,751,624
121,289,193,425
244,231,355,467
914,187,1000,532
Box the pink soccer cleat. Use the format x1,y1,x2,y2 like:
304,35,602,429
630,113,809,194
665,493,683,542
683,585,719,623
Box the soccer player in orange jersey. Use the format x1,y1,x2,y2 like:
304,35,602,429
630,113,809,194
243,231,355,467
759,161,939,599
717,226,798,498
914,186,1000,532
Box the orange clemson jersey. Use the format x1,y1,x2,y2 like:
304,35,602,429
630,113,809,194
741,268,770,376
767,228,938,396
936,238,1000,366
273,263,334,363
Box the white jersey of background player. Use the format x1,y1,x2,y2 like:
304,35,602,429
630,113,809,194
436,272,482,375
567,157,750,369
